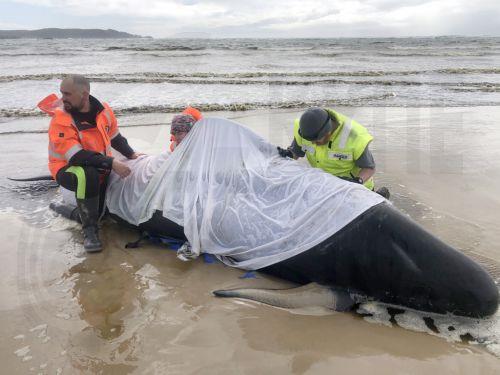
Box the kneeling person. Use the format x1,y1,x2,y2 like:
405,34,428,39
279,107,387,196
40,75,141,252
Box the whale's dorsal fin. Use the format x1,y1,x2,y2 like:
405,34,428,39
213,282,355,311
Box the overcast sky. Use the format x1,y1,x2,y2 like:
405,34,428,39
1,0,499,38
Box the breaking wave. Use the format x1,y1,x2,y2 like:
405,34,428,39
449,85,500,93
105,46,206,51
378,51,500,57
0,94,396,121
1,68,499,83
437,68,500,74
133,52,211,58
3,90,500,122
0,52,74,57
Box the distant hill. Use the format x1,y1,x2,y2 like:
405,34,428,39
0,28,147,39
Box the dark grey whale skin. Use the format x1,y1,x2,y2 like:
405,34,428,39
99,203,500,318
259,203,499,318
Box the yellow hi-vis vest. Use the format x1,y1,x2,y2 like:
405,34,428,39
293,109,375,190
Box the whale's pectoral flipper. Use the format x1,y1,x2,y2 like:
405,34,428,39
213,282,355,312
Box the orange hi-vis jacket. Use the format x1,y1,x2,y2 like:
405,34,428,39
38,94,118,179
169,106,203,152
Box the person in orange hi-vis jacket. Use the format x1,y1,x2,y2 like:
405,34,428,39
39,75,143,253
169,106,203,152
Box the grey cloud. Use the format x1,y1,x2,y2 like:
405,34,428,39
363,0,435,12
178,0,200,4
443,8,500,35
7,0,500,37
242,9,341,29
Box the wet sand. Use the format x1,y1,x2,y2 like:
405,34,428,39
1,107,499,374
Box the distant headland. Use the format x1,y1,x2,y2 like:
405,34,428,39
0,28,149,39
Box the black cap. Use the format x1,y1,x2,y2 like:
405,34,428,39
298,107,333,141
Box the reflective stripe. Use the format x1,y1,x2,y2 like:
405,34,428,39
48,148,65,160
65,166,86,199
64,144,83,161
103,109,112,125
338,120,352,149
301,145,315,154
106,145,112,155
48,142,65,159
109,129,119,140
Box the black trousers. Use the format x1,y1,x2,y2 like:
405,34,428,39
56,165,108,212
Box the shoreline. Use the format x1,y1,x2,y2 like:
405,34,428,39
3,103,500,123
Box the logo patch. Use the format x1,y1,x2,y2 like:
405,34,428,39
328,151,352,161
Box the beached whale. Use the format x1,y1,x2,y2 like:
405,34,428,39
117,202,498,318
211,203,500,317
50,181,499,318
50,117,499,318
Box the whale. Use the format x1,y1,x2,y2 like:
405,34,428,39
13,172,500,319
111,202,499,318
43,178,500,319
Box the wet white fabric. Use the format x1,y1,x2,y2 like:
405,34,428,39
106,152,170,223
106,117,384,270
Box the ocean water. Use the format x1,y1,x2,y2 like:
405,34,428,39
0,37,499,122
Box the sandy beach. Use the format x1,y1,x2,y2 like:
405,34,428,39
1,106,499,374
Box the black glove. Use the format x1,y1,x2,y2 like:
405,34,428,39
277,146,294,158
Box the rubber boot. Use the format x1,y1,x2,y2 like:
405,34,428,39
49,202,81,223
376,186,390,200
77,197,103,253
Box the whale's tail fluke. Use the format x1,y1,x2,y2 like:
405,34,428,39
8,175,54,182
213,282,356,312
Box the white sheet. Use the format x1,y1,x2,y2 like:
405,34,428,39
106,117,384,269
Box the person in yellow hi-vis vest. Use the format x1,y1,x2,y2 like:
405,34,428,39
278,107,389,198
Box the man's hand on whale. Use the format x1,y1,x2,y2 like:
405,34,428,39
129,152,146,159
112,152,146,177
112,159,131,178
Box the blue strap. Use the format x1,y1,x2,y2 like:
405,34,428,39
203,253,216,263
146,233,185,250
126,231,220,265
239,271,257,279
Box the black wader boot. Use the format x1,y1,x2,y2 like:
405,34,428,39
376,186,390,199
49,202,81,223
77,196,103,252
